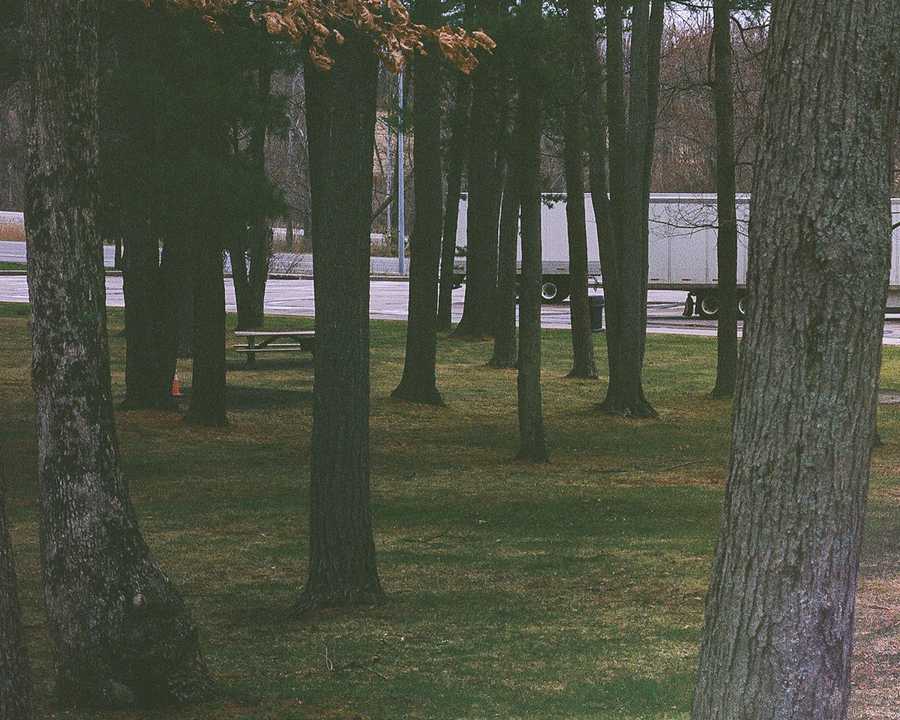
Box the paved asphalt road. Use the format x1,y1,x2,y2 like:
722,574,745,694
0,273,713,336
5,240,900,343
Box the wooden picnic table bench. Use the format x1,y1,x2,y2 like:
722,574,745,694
233,329,316,366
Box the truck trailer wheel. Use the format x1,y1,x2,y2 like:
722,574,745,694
697,292,720,319
540,277,570,304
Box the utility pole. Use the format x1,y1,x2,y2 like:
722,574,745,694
397,69,406,275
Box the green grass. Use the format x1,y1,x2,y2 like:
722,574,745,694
1,302,899,719
0,261,26,270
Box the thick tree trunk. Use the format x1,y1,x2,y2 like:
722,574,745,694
489,165,519,369
24,0,209,705
562,26,597,380
692,2,899,718
161,236,193,358
122,220,170,408
515,0,548,463
453,0,501,339
436,0,473,332
296,33,383,612
710,0,738,399
186,238,226,426
0,490,32,720
598,0,662,418
393,0,443,405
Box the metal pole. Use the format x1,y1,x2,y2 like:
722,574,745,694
385,121,392,246
397,70,406,275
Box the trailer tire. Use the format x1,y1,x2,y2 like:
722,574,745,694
697,292,720,319
540,277,570,304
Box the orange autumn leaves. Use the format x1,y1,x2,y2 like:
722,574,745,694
157,0,495,74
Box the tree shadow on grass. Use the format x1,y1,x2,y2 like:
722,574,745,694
227,358,314,372
224,385,313,411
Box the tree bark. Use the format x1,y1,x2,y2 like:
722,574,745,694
122,219,170,408
0,489,32,720
692,2,899,718
186,236,226,426
598,0,663,418
24,0,209,705
488,161,519,369
393,0,443,405
436,0,473,332
231,58,273,331
562,15,597,380
710,0,738,399
515,0,548,462
161,236,193,358
296,32,383,612
572,0,617,385
453,0,501,339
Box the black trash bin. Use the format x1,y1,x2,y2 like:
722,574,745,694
589,294,605,332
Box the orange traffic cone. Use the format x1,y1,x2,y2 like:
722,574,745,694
170,373,184,398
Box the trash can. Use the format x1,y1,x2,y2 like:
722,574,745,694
589,294,605,332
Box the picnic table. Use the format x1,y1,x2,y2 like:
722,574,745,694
233,329,316,366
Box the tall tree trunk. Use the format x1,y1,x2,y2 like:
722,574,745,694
162,235,193,358
122,219,169,408
453,0,501,339
157,239,184,395
229,234,254,330
599,0,662,418
0,489,32,720
186,236,226,426
572,0,617,386
24,0,209,705
393,0,444,405
515,0,548,462
710,0,738,399
296,33,383,612
488,162,519,369
562,17,597,379
692,2,899,717
436,0,474,332
245,59,274,329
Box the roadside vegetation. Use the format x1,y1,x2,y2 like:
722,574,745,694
2,303,897,720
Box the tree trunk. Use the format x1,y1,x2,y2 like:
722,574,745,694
436,0,473,332
24,0,209,705
393,0,443,405
122,219,170,408
692,2,899,717
598,0,662,417
162,236,194,358
710,0,738,399
244,60,274,330
572,0,617,385
229,235,253,330
296,33,383,612
186,237,226,426
562,19,597,380
0,490,32,720
515,0,548,463
158,239,188,387
489,163,519,369
453,0,501,340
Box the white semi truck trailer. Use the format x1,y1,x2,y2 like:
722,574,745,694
456,193,900,317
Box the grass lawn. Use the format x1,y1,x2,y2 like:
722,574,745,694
0,261,27,270
1,302,898,719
